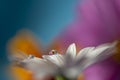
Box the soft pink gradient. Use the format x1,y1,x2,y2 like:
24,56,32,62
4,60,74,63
59,0,120,80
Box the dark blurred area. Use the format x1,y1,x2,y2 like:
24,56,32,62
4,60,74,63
0,0,31,79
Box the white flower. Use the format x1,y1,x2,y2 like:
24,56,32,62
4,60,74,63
20,41,117,80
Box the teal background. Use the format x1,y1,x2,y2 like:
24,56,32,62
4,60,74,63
0,0,78,79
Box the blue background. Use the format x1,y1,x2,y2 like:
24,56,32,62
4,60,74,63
0,0,78,79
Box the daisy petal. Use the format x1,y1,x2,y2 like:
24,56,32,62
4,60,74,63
75,41,117,72
76,47,95,62
42,54,65,67
92,42,116,62
78,41,117,70
66,43,76,59
86,41,117,59
63,66,82,79
21,57,56,78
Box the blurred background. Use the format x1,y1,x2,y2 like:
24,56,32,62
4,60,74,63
0,0,78,79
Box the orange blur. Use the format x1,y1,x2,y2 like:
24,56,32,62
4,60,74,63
11,66,33,80
7,29,42,57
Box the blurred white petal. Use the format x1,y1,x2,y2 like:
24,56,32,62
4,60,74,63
76,41,117,72
22,57,57,78
66,43,76,59
76,47,95,62
86,42,116,59
42,54,65,67
63,66,82,79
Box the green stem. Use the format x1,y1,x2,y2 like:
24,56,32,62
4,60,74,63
55,75,68,80
55,75,77,80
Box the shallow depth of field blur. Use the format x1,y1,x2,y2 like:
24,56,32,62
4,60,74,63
0,0,78,80
1,0,120,80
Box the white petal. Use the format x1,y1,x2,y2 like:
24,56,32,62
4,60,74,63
62,66,82,79
86,42,116,59
74,41,117,72
66,43,76,59
22,57,56,77
42,54,65,67
76,47,95,62
80,41,117,70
